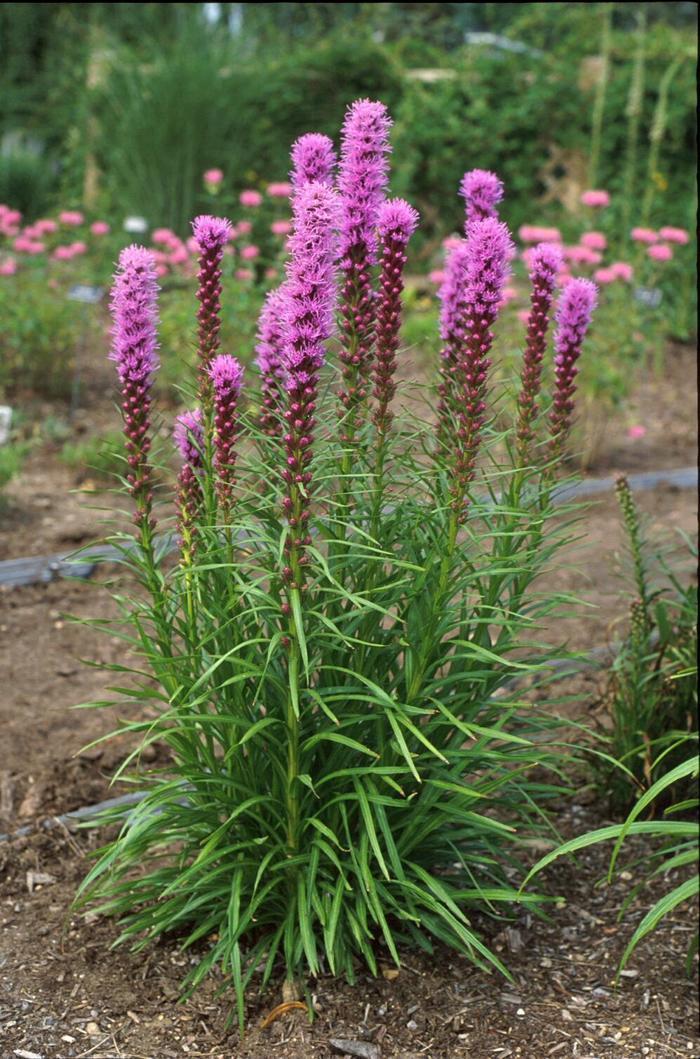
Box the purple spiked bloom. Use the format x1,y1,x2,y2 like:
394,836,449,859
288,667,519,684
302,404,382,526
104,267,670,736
436,239,470,444
290,133,336,189
516,242,563,462
449,218,514,518
372,198,419,434
460,169,504,228
109,245,160,529
549,278,597,456
174,409,204,562
192,215,233,398
255,286,288,437
337,99,392,433
280,181,339,589
209,354,244,514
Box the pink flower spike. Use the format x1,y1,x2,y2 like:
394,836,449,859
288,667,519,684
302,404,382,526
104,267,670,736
658,226,689,245
581,190,610,208
460,169,504,227
647,244,673,262
549,278,597,455
290,133,336,190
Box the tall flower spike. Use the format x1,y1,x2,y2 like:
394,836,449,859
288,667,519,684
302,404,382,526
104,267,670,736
109,245,160,532
516,242,562,463
450,218,514,519
290,133,336,189
280,181,340,591
209,354,244,517
174,409,204,565
436,239,469,447
549,278,597,458
255,286,288,437
191,215,233,400
460,169,504,228
372,198,419,435
337,99,392,435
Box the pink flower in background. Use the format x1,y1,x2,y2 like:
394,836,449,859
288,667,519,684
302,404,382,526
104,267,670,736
237,220,252,235
565,245,603,266
91,221,110,235
593,267,616,284
240,244,259,261
70,241,87,256
204,168,224,187
519,225,562,243
581,231,607,251
186,236,200,254
271,219,292,236
580,190,610,208
0,257,17,275
152,228,178,246
631,227,658,244
429,269,446,285
659,226,689,244
59,210,84,226
52,245,74,260
647,243,673,262
169,244,189,265
235,268,254,281
627,425,647,440
609,261,634,281
12,237,33,253
500,285,518,305
442,235,463,252
240,189,263,207
34,218,58,235
517,309,530,325
265,267,278,280
267,182,292,198
25,240,45,255
155,264,168,277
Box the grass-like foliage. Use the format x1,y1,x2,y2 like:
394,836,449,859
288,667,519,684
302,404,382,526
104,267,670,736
601,475,698,814
75,101,599,1026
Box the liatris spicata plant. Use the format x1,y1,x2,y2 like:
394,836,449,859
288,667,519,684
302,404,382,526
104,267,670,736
337,98,392,437
372,198,419,435
517,242,562,463
460,168,504,227
76,100,598,1033
549,278,597,457
255,286,288,437
290,132,336,189
109,245,159,538
209,354,244,517
192,215,232,399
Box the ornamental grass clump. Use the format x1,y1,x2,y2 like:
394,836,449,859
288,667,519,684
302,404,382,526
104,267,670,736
78,100,597,1027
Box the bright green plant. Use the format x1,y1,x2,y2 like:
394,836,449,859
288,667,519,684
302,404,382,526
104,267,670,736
599,475,698,814
60,430,126,483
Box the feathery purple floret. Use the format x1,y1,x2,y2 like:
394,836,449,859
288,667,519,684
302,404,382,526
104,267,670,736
516,242,563,461
256,286,288,437
549,278,598,454
280,181,339,590
460,169,504,227
192,215,232,397
373,198,419,434
290,133,336,189
174,409,204,467
441,219,514,518
209,355,243,514
109,245,160,526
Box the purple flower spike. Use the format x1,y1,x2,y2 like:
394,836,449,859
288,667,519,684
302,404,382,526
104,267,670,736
516,242,562,462
256,286,288,437
280,181,339,590
460,169,504,227
209,354,244,514
444,219,514,519
174,409,204,562
290,133,336,189
337,99,392,433
549,278,598,456
373,198,419,434
109,245,160,528
192,215,233,397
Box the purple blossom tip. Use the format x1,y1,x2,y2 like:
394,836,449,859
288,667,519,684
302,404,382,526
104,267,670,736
377,198,420,241
109,244,160,382
192,214,233,250
209,354,244,397
460,169,504,222
530,241,563,280
339,98,392,260
290,133,336,188
255,286,288,376
464,218,514,313
174,409,204,466
554,278,598,355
